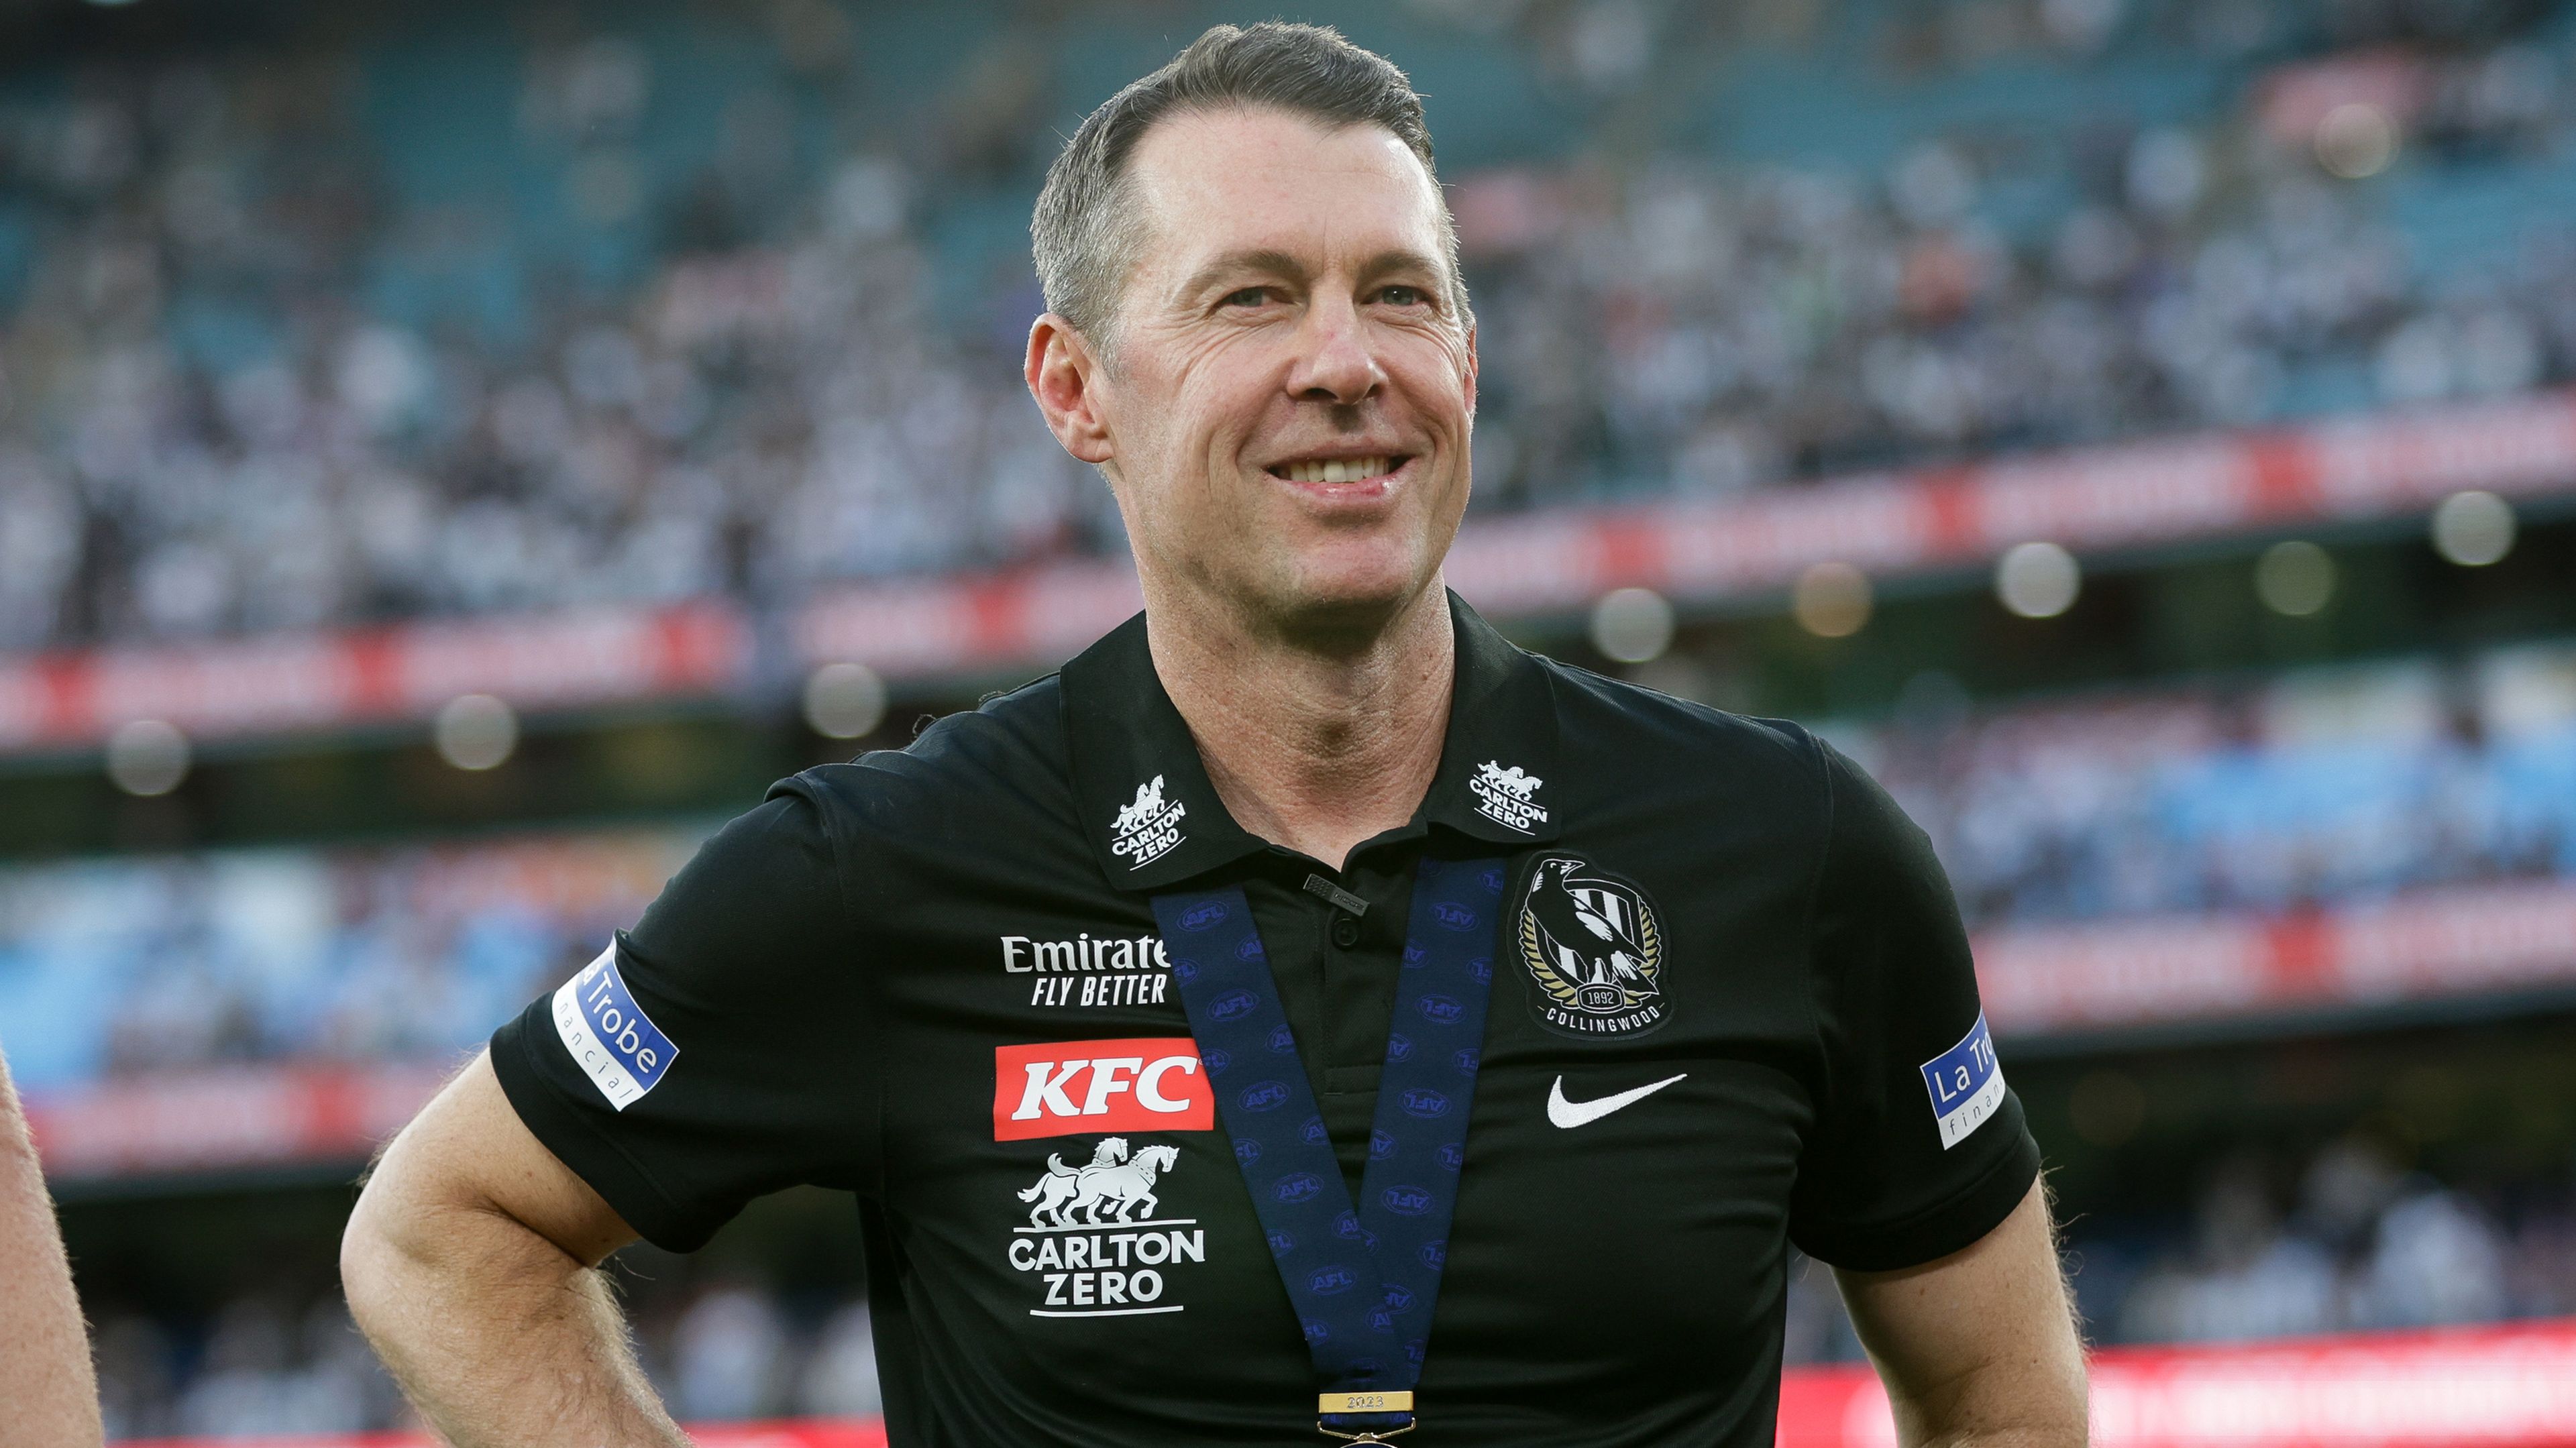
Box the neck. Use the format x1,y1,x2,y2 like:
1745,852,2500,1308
1146,583,1455,872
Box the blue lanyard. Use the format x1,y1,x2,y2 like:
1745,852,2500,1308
1150,856,1506,1443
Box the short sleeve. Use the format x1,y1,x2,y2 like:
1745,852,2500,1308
1787,740,2041,1272
490,777,878,1252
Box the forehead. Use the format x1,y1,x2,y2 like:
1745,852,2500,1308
1122,105,1448,282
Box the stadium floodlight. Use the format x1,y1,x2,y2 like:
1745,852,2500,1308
104,719,189,796
2255,540,2337,617
1994,541,2080,619
1589,586,1674,664
2315,103,2396,180
2431,490,2517,567
1792,561,1873,639
804,662,889,740
434,693,519,771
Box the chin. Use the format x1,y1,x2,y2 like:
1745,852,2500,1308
1259,547,1442,636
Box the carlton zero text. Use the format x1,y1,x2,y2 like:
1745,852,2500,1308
1008,1223,1207,1313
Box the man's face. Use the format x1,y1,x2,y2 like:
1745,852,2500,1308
1039,105,1477,638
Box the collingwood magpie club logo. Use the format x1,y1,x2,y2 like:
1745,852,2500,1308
1007,1137,1207,1319
1469,760,1547,833
1516,854,1668,1038
1110,775,1187,869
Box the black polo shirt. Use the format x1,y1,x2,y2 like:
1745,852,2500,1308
492,593,2041,1448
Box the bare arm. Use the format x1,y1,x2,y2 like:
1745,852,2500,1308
341,1050,687,1447
0,1050,102,1448
1834,1179,2088,1448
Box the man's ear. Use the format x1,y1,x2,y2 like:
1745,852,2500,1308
1461,318,1479,419
1026,313,1115,465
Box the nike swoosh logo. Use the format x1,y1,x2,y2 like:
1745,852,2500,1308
1547,1072,1688,1129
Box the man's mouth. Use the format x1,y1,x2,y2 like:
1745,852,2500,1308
1268,455,1404,484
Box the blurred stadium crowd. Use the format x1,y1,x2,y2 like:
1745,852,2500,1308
3,0,2575,648
1860,641,2576,924
0,830,692,1091
91,1281,883,1439
1784,1131,2576,1359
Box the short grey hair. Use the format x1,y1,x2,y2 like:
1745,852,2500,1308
1030,21,1470,352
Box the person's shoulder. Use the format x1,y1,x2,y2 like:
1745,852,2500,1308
788,671,1080,842
1536,653,1827,781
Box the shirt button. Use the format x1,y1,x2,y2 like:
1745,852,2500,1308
1331,915,1362,950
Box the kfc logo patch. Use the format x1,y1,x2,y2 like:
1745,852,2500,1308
994,1038,1214,1141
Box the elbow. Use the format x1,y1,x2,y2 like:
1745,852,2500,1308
338,1169,398,1333
2035,1355,2093,1446
340,1137,433,1339
1893,1354,2090,1448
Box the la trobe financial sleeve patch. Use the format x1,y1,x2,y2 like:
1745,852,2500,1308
1919,1012,2004,1150
551,946,678,1111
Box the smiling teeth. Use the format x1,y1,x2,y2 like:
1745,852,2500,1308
1282,456,1391,484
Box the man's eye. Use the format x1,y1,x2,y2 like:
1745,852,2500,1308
1223,286,1270,307
1378,285,1428,307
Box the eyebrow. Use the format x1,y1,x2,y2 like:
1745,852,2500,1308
1177,246,1448,302
1354,248,1447,289
1177,248,1307,300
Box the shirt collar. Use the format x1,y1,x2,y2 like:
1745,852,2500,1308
1061,589,1562,894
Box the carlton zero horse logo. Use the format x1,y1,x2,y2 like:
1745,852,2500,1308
1008,1135,1206,1317
1018,1136,1183,1226
1468,760,1548,833
1110,775,1188,868
1517,854,1669,1038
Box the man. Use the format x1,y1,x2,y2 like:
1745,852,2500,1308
1,1048,106,1448
343,23,2087,1447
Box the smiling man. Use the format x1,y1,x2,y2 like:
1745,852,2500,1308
343,23,2087,1448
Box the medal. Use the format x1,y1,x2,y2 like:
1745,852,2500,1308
1152,856,1506,1441
1317,1390,1419,1441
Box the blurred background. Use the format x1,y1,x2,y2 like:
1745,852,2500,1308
2,0,2575,1441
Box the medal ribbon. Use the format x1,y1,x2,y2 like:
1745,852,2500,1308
1150,856,1507,1441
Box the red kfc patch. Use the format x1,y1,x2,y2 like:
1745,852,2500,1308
993,1038,1213,1141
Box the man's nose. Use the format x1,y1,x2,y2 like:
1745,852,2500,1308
1285,295,1385,404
